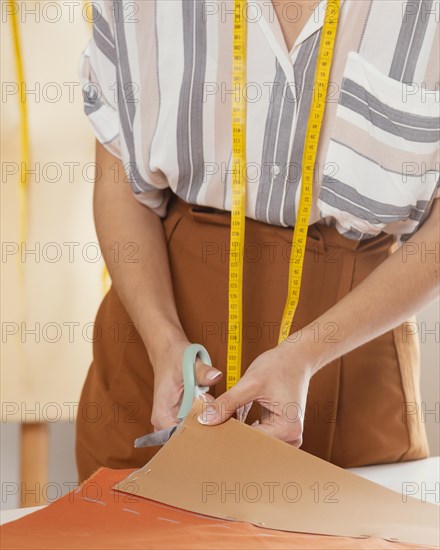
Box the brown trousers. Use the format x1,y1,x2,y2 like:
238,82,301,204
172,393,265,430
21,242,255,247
76,194,429,482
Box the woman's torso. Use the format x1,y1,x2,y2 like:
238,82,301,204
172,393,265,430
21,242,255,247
82,0,440,241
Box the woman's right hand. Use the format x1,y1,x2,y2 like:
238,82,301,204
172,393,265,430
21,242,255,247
149,337,222,431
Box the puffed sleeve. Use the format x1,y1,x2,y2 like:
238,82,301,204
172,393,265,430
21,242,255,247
399,17,440,241
421,18,440,202
78,0,172,216
78,1,121,159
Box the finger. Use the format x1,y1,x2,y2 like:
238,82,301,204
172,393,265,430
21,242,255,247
197,377,258,426
194,358,222,387
236,401,253,422
151,401,179,430
197,393,215,403
151,392,180,430
151,413,179,431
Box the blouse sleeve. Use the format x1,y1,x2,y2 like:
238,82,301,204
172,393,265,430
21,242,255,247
431,34,440,202
423,21,440,201
78,2,121,159
78,0,172,217
400,19,440,241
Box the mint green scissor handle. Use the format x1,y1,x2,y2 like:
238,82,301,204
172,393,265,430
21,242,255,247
134,343,212,448
177,343,211,420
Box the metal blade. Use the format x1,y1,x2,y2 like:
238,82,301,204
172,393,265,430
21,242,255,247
134,422,181,448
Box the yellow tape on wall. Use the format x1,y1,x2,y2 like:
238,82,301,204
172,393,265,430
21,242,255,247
8,0,29,255
8,0,110,294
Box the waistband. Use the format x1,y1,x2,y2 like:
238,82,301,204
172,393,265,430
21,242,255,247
169,193,396,254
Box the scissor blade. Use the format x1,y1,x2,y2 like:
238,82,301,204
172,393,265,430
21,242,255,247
134,422,180,448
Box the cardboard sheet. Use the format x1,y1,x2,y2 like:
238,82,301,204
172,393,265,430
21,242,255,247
115,400,439,547
0,467,435,549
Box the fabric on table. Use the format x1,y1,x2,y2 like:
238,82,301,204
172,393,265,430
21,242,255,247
114,400,439,547
0,467,436,550
75,193,428,482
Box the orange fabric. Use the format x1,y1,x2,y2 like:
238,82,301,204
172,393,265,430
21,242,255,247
0,467,436,550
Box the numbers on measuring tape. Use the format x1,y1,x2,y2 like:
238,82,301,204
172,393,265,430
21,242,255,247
227,0,340,386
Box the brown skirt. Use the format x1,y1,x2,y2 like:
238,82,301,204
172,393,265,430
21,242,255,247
76,193,429,482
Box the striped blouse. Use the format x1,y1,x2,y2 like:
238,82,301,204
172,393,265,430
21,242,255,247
79,0,440,242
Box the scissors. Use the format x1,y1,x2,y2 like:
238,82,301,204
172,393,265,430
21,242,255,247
134,343,211,448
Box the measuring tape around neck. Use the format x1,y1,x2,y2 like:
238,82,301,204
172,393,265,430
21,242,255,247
227,0,341,390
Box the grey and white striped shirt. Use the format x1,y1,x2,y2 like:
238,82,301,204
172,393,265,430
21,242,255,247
79,0,440,241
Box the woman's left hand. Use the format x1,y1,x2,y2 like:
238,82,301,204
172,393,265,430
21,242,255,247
197,338,316,446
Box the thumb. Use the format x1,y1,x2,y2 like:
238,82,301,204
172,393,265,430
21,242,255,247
194,358,222,387
197,377,257,426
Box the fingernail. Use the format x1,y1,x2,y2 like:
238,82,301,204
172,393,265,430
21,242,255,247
198,405,217,424
251,420,260,427
207,370,222,381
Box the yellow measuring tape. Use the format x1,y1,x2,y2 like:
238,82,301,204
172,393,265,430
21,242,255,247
8,0,111,293
8,0,30,252
227,0,248,390
227,0,340,390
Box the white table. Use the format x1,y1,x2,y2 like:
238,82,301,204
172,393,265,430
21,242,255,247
349,456,439,504
1,457,438,525
0,505,45,526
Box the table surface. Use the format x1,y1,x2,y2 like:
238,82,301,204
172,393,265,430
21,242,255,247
1,457,438,526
